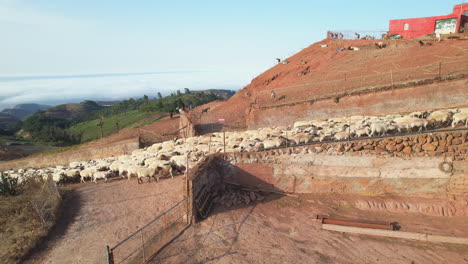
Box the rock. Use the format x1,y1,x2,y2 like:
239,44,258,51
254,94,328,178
395,144,404,152
315,147,323,153
413,144,422,152
396,138,403,144
422,143,436,151
418,137,427,145
257,195,265,202
386,144,397,152
402,146,412,154
432,140,439,147
250,191,256,201
337,144,344,152
436,146,447,152
353,145,363,151
426,135,433,143
439,140,447,146
447,134,454,142
363,145,374,150
452,138,463,145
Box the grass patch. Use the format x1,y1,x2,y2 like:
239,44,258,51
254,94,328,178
35,144,82,156
0,180,61,264
68,110,152,143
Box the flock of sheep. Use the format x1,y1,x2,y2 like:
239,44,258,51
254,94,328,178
1,107,467,186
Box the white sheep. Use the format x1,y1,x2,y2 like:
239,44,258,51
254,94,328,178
452,112,468,127
93,171,110,183
135,167,156,184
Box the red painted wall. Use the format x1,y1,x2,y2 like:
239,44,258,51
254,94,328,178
388,4,468,39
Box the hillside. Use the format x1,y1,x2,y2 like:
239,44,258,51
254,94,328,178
43,101,103,120
1,103,51,120
189,38,468,129
0,113,21,131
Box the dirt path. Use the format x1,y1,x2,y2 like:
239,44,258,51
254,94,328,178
24,176,185,264
153,194,468,264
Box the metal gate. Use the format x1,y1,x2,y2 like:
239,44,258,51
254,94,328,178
106,197,190,264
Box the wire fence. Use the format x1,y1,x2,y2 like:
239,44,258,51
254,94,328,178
30,175,61,227
107,197,190,264
327,30,388,40
253,59,468,108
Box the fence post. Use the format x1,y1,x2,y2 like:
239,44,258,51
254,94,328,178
106,245,114,264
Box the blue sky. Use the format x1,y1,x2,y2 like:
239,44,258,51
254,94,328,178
0,0,464,109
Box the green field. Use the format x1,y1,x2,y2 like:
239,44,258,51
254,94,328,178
68,110,164,143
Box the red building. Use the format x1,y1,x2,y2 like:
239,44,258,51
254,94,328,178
389,4,468,39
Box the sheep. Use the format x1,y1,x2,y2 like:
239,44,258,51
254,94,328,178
155,163,174,181
290,133,313,145
93,171,110,183
263,137,286,149
135,167,156,184
334,131,350,140
427,110,451,127
393,116,428,132
80,168,96,183
352,126,371,138
369,123,388,137
452,112,468,127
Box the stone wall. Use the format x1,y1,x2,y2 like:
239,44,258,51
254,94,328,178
248,78,468,129
221,131,467,197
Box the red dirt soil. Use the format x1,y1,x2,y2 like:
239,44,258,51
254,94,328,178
24,176,186,264
190,38,468,130
153,193,468,264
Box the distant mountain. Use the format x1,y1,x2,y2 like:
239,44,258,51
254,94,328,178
43,101,103,120
95,100,121,107
197,89,236,99
1,103,51,120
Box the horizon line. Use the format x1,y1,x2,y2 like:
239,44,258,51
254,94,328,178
0,70,212,82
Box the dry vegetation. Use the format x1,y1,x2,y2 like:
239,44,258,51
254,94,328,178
0,180,61,264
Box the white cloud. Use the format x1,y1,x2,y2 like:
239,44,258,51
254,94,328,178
0,0,79,26
0,72,245,109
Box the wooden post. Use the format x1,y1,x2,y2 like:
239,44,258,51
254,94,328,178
106,245,114,264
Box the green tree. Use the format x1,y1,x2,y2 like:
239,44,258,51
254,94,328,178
157,92,162,99
184,88,191,94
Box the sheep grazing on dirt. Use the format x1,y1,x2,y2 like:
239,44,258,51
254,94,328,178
452,112,468,127
93,171,110,183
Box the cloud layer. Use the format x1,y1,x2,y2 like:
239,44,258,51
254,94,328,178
0,71,244,110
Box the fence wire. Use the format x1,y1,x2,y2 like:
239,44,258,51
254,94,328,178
254,59,468,108
30,176,61,227
108,197,189,264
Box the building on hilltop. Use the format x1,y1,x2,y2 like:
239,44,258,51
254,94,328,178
389,3,468,39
